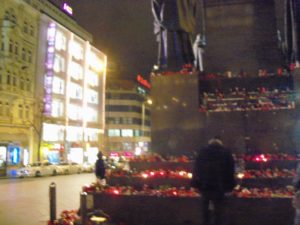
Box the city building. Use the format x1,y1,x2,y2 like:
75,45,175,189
0,0,106,173
104,77,151,156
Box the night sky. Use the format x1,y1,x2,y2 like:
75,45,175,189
64,0,157,80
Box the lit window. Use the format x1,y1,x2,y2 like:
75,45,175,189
69,82,82,99
66,126,83,141
84,128,99,141
55,31,66,51
108,129,120,137
68,104,82,120
121,129,133,137
87,70,98,86
87,89,98,104
53,54,65,72
43,123,64,141
51,99,64,117
52,76,64,94
69,41,83,60
85,107,97,122
69,61,83,80
88,52,104,72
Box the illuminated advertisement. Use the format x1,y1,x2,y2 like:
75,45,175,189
44,22,56,116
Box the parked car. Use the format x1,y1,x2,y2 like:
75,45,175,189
17,162,58,178
56,162,82,175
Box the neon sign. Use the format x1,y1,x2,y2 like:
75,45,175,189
63,3,73,15
136,74,151,89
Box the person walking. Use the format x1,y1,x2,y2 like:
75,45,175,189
191,137,236,225
95,151,106,185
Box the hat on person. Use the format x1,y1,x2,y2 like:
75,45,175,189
97,151,103,158
208,136,223,146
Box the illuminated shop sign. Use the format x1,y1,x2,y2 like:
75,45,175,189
62,3,73,15
44,22,56,116
136,74,151,89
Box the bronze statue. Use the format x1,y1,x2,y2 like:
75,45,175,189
151,0,198,71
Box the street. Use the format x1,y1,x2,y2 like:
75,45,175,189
0,173,95,225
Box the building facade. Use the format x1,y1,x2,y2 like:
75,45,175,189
0,0,106,171
105,79,151,156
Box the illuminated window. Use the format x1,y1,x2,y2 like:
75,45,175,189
134,130,141,137
108,129,120,137
121,129,133,137
68,104,82,120
69,61,83,80
53,54,65,73
70,41,83,60
52,76,64,94
88,52,103,72
69,82,82,99
66,126,83,141
51,99,64,117
87,70,98,86
84,128,99,141
55,31,66,51
43,123,64,141
85,107,97,122
87,89,98,104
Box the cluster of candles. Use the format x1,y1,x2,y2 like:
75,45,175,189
82,184,294,199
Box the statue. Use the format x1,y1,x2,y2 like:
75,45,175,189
151,0,198,71
193,33,206,72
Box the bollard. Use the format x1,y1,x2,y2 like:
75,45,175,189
49,182,56,222
80,192,88,225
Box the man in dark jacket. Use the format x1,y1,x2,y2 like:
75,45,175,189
191,137,236,225
95,151,106,184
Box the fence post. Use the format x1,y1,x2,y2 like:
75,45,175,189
49,182,56,222
80,192,88,225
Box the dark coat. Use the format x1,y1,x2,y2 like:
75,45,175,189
95,158,106,179
191,144,236,193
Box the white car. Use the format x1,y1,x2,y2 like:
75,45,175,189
56,162,82,175
17,162,58,177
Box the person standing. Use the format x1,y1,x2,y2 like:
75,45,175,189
191,137,236,225
95,151,106,185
